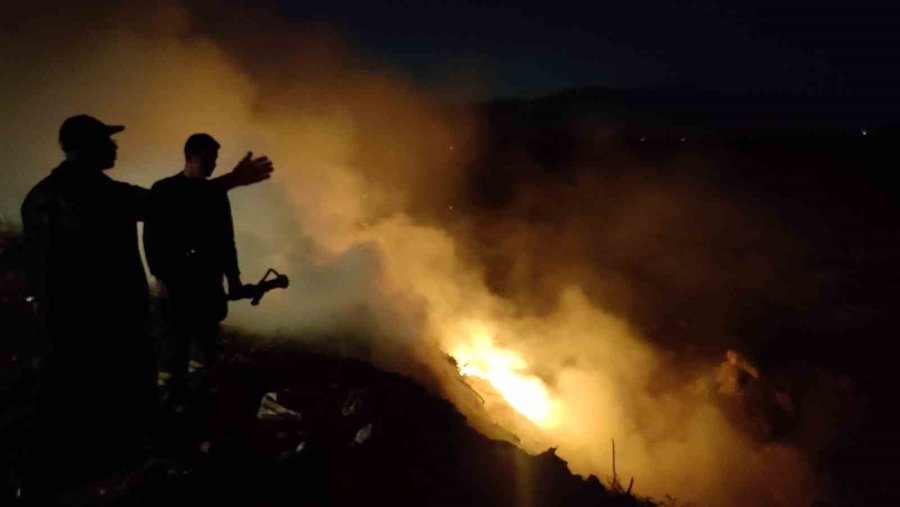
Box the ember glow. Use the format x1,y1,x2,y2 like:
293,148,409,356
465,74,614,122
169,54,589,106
450,327,557,427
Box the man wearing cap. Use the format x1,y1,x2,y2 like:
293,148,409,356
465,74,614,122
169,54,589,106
19,115,273,497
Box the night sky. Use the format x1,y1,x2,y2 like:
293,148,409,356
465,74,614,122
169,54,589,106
266,0,900,101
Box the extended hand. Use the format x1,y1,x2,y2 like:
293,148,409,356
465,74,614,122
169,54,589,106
227,152,274,188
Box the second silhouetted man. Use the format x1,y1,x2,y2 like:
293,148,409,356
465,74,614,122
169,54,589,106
144,133,260,400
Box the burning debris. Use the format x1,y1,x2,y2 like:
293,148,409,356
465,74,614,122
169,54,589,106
453,331,557,427
714,350,796,440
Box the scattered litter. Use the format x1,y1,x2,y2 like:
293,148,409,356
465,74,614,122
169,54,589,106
188,360,203,373
166,467,182,478
157,371,172,387
354,423,373,445
342,389,365,416
257,392,302,420
277,442,306,461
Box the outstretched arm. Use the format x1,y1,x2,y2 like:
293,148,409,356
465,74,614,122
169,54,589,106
210,152,274,191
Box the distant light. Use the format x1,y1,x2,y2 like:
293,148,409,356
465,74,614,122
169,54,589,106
861,129,868,136
680,137,686,142
640,137,646,142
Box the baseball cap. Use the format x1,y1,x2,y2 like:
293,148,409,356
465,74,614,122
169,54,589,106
59,115,125,151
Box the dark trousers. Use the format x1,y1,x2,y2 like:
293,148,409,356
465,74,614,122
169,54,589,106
169,316,220,395
165,282,226,396
25,317,155,498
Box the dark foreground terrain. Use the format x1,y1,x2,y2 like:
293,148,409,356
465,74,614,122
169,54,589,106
0,227,647,505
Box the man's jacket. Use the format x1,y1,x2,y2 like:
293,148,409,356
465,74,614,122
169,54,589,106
21,160,150,336
143,173,239,322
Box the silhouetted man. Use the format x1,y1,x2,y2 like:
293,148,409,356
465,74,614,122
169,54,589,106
143,133,254,402
19,116,272,499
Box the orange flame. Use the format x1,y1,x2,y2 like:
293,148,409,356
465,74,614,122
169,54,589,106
450,327,559,428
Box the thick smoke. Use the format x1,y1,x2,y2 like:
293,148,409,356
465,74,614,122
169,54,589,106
1,2,829,504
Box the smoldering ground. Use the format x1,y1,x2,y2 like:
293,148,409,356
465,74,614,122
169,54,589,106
0,1,847,504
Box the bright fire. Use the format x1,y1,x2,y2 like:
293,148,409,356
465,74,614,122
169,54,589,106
450,328,558,427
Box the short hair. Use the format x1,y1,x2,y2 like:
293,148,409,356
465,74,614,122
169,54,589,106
184,133,220,159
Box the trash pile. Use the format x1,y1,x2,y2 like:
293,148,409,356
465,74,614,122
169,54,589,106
80,333,649,506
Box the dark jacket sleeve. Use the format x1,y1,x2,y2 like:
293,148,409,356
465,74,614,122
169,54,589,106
20,188,52,298
131,185,151,221
143,183,171,280
220,192,240,283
